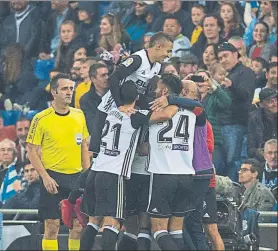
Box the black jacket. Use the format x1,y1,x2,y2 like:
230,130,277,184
1,181,40,220
0,5,42,58
39,7,78,54
247,108,277,161
80,84,107,156
219,62,256,126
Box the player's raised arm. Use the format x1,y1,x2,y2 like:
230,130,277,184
109,55,142,107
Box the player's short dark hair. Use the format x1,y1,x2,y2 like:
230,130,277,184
252,57,269,70
50,73,71,90
267,62,278,73
149,32,173,48
120,80,138,105
191,3,206,13
242,158,261,173
89,63,107,78
160,73,182,95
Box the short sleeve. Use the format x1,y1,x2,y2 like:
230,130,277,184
26,116,44,146
81,112,90,140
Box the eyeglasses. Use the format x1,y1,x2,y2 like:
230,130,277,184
238,168,252,173
135,2,146,7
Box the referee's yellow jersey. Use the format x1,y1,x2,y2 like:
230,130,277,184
26,107,90,174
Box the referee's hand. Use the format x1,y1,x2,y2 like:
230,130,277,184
43,175,59,194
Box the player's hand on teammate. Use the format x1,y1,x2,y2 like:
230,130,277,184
119,106,136,116
150,96,169,111
43,175,59,194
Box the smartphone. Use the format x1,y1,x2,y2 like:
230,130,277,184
190,75,205,83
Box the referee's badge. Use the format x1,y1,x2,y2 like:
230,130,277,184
75,133,82,145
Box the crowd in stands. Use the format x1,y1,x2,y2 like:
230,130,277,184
0,0,277,221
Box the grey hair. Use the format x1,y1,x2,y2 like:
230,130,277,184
264,139,277,151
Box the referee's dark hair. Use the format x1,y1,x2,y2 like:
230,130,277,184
50,73,71,91
149,32,173,48
161,73,182,95
89,63,107,79
120,80,138,105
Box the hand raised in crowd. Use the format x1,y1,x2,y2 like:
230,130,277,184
203,75,217,92
150,96,169,111
42,175,59,194
221,77,232,88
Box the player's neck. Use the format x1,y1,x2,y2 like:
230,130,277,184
52,101,70,115
146,48,156,63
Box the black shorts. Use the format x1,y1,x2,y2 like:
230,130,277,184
83,170,126,220
39,170,81,220
203,187,217,224
126,174,150,216
147,174,194,218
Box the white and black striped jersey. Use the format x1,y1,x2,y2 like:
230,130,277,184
147,108,196,175
131,125,150,176
92,108,151,179
98,49,161,113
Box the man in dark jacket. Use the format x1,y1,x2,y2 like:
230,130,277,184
248,88,277,162
217,42,256,181
1,162,40,221
0,0,42,59
80,63,109,157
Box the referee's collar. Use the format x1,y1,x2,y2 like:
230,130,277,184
54,109,70,116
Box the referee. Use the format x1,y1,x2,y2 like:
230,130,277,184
26,73,90,251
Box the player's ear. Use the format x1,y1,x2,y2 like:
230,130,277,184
162,87,168,96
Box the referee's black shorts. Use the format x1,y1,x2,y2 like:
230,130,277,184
39,170,81,221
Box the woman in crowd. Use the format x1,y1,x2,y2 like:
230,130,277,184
50,20,86,78
1,44,37,110
248,21,276,61
195,69,232,175
219,2,245,40
202,44,218,71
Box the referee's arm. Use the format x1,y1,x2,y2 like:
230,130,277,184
81,139,90,170
27,143,59,194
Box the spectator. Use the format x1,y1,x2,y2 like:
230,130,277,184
260,139,277,190
178,53,199,79
253,62,277,104
251,57,268,89
150,0,191,38
238,158,276,211
0,2,10,24
161,63,179,76
143,32,155,49
96,14,131,54
74,58,97,109
270,53,278,63
143,2,162,32
190,4,206,45
123,1,150,52
80,63,109,141
76,1,98,54
2,44,38,111
0,114,16,142
219,2,245,40
162,16,191,58
15,116,30,164
0,0,41,59
202,43,218,71
1,162,40,221
0,139,21,205
39,0,78,60
217,42,256,181
191,14,225,59
248,88,277,162
50,20,86,77
228,36,252,68
195,69,232,175
248,21,277,62
70,59,83,83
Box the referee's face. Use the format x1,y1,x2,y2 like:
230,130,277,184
54,79,74,105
